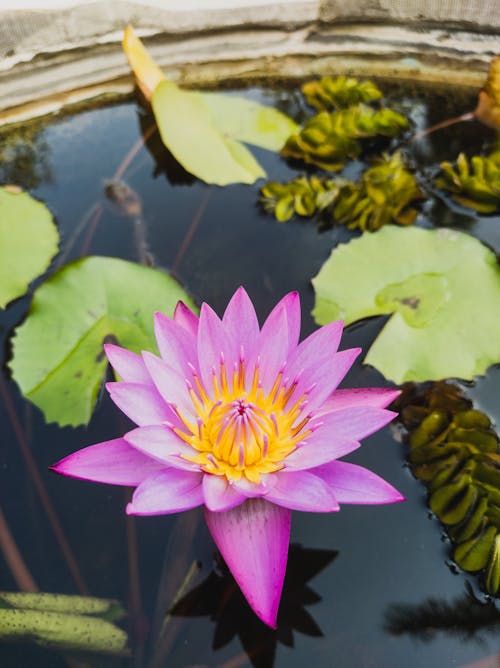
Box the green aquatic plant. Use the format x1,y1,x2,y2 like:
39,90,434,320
260,175,346,222
396,382,500,596
261,153,422,230
301,76,383,111
281,104,408,171
435,151,500,214
332,152,423,230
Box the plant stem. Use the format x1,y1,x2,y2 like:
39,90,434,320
0,376,88,594
78,124,156,258
411,111,475,142
172,188,213,274
0,507,38,592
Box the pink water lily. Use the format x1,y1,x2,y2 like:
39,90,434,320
51,287,403,627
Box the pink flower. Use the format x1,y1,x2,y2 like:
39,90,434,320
51,288,403,627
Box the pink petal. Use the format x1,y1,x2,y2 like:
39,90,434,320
314,461,405,505
262,291,301,355
285,320,344,378
106,381,180,427
284,438,359,471
202,474,246,511
50,438,164,485
104,344,151,384
142,352,194,417
309,406,398,442
321,388,401,413
154,311,198,376
233,473,277,497
222,287,260,363
287,348,362,416
124,425,198,470
197,303,233,395
205,498,291,628
264,470,339,512
174,301,199,336
126,469,204,515
251,292,301,392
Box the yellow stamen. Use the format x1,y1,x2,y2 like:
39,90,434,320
178,358,310,484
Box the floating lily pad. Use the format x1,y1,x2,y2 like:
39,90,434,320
152,82,299,186
10,256,196,427
123,26,298,186
312,226,500,383
0,186,59,308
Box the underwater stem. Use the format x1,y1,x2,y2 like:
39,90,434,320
172,188,213,274
0,507,38,592
0,377,88,595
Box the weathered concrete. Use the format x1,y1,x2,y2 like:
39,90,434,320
0,1,498,125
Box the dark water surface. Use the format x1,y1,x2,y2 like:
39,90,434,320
1,82,500,668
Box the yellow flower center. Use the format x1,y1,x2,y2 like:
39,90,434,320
173,356,311,483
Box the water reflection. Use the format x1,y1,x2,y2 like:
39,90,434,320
170,544,337,668
0,123,52,190
385,583,500,643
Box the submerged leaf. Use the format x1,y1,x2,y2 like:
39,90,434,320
396,382,500,595
10,256,195,427
302,76,382,111
0,591,128,654
281,105,408,171
0,186,59,308
312,226,500,383
0,592,124,620
123,26,298,185
435,151,500,213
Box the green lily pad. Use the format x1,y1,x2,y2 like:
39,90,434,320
0,186,59,308
10,256,196,427
152,82,298,186
312,226,500,382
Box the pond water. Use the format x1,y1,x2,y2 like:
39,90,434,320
1,80,500,668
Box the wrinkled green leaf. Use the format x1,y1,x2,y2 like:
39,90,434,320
282,105,408,171
302,76,382,111
312,227,500,383
152,81,297,186
454,525,497,572
10,256,195,427
435,151,500,213
0,186,59,308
